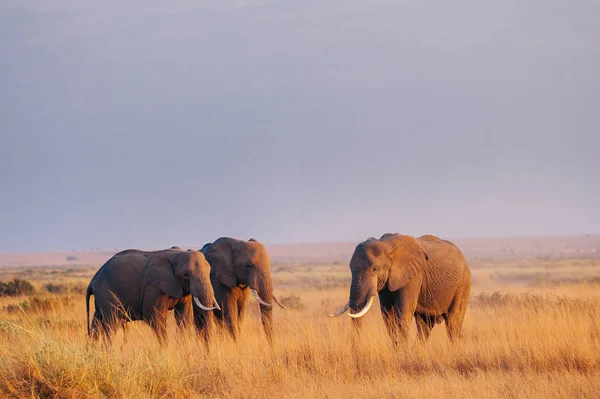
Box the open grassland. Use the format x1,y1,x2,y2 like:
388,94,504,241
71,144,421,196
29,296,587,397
1,257,600,398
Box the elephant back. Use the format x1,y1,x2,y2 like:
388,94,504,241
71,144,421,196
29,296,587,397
417,236,467,267
200,243,212,255
89,250,150,320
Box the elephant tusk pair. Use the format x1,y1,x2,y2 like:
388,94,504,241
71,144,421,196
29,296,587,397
249,289,287,309
193,296,221,311
328,296,375,318
251,289,272,307
347,296,375,318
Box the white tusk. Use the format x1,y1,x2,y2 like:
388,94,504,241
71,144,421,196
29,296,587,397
251,289,272,307
328,302,350,317
347,296,375,318
194,296,217,311
273,295,287,310
212,297,221,311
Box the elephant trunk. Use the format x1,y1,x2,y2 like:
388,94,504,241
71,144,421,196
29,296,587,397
189,275,216,346
349,274,377,323
190,276,216,311
254,272,274,344
194,303,214,347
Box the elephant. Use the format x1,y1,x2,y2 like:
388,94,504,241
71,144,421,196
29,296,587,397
86,247,219,344
194,237,286,343
329,233,471,345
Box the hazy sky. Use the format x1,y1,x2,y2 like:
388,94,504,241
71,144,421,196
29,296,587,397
1,1,599,252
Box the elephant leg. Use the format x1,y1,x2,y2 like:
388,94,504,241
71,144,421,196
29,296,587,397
378,288,399,342
90,309,115,347
142,287,169,344
95,305,120,347
90,310,103,341
145,308,168,344
174,296,193,330
221,291,240,341
392,275,423,346
120,321,129,348
445,269,471,342
99,323,113,348
236,288,250,326
211,283,244,341
415,313,436,342
194,308,214,349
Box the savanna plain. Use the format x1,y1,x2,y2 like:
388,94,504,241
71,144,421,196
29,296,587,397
1,240,600,398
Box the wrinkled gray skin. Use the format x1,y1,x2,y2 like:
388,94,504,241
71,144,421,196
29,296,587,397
334,233,471,345
195,237,280,343
86,247,215,344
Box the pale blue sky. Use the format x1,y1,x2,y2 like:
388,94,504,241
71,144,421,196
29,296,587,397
1,1,599,251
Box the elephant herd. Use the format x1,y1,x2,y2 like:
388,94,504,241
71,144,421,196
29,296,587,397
86,234,471,346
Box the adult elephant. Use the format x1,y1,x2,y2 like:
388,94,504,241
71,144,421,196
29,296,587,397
195,237,286,343
329,234,471,345
86,247,219,343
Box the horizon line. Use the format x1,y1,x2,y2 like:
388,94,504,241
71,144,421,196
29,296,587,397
1,233,599,255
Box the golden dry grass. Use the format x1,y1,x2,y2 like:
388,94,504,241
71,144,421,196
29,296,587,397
1,257,600,398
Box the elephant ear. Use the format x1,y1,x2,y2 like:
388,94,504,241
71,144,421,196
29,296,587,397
144,252,184,298
204,239,237,289
200,243,212,255
385,235,428,292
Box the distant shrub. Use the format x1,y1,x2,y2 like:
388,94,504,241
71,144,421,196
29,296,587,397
278,294,305,311
310,275,351,291
43,282,87,296
44,283,65,294
472,291,594,312
531,276,600,288
5,301,29,314
70,282,87,295
5,297,67,314
0,278,35,297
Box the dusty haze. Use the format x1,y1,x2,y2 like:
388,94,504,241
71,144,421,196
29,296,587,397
1,1,599,252
1,235,599,268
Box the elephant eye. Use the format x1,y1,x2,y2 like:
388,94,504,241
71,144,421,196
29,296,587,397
245,263,253,269
372,266,379,272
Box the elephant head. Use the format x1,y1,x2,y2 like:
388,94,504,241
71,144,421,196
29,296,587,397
145,249,219,311
202,237,285,339
329,233,428,318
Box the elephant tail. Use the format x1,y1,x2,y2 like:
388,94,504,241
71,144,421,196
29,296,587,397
86,283,93,337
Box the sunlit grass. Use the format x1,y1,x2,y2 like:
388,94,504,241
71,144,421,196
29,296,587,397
1,258,600,398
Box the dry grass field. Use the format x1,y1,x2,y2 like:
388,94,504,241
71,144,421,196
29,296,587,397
1,248,600,398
